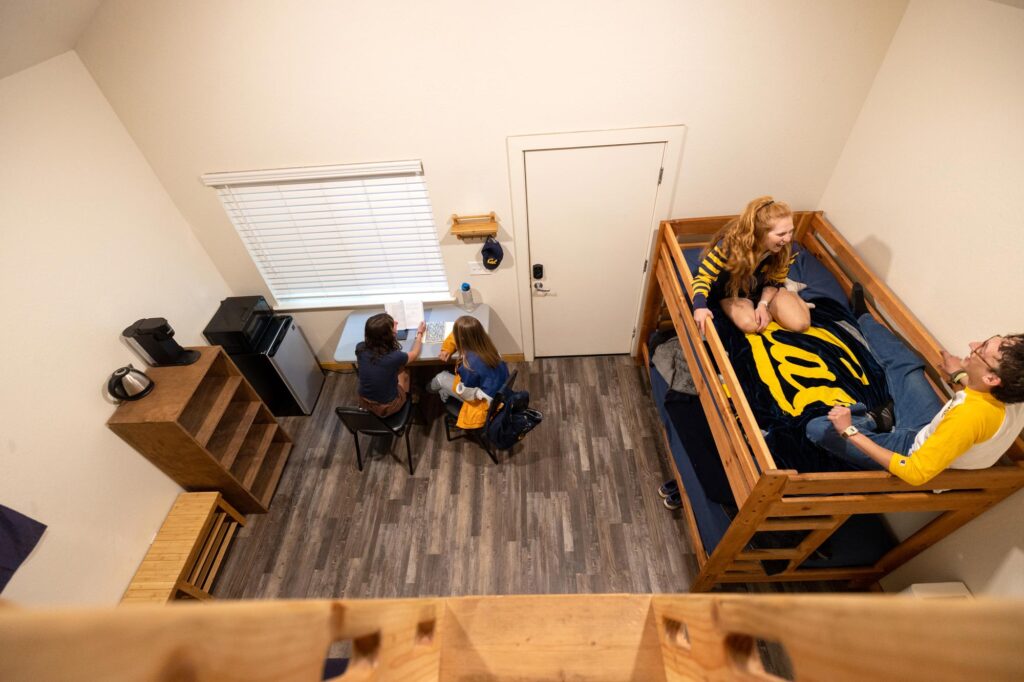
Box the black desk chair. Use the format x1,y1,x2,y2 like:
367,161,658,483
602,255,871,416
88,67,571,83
335,399,416,475
443,370,518,464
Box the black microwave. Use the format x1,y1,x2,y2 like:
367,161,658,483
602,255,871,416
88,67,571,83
203,296,274,354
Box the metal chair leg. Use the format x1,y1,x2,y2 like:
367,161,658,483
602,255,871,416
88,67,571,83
405,428,415,475
352,433,363,471
444,415,463,442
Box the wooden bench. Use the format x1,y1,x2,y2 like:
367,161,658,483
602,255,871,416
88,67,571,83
121,492,245,603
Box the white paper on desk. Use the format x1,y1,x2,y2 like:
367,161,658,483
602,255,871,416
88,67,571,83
384,300,424,329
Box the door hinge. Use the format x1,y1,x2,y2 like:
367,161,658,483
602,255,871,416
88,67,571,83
642,259,648,273
657,167,664,185
632,327,637,339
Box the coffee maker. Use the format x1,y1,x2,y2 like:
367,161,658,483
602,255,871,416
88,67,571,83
122,318,199,366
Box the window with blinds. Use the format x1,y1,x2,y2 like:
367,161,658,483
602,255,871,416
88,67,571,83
201,160,450,309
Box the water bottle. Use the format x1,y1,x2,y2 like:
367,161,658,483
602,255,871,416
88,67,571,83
459,282,472,308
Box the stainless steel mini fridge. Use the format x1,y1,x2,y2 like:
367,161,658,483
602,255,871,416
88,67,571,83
259,316,325,415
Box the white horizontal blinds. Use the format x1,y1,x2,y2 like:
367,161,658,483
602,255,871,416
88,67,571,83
207,161,449,307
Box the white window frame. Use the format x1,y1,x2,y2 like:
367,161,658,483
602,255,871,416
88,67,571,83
202,160,451,309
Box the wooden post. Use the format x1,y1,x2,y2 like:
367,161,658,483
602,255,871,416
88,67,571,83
692,471,789,592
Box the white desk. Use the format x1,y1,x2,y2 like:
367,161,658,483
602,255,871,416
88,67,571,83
334,304,491,363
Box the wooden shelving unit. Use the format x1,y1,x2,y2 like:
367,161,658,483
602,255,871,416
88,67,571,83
451,212,498,240
108,346,292,514
121,492,245,603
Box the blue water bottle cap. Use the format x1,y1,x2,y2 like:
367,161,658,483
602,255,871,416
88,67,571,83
461,282,471,291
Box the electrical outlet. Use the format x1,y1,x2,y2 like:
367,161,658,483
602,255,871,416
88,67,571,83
468,261,492,275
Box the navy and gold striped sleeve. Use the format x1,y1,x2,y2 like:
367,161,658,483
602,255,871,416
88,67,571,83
765,250,798,287
692,245,727,309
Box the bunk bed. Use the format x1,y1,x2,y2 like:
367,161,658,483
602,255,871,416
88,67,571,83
637,211,1024,592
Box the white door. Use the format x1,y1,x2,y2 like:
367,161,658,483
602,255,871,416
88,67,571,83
526,143,665,356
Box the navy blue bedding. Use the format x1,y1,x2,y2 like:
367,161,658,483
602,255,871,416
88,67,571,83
649,358,896,570
649,362,733,553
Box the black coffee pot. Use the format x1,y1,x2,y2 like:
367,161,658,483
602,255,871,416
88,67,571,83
122,318,200,366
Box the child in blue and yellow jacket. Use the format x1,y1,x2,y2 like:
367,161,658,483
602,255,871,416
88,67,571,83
428,316,509,430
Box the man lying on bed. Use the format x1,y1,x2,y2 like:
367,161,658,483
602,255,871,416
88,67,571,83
807,287,1024,486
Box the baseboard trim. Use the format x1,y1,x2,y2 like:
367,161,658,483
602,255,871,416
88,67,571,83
321,361,355,372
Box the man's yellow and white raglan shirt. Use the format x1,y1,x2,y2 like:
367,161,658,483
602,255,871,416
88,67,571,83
889,388,1024,485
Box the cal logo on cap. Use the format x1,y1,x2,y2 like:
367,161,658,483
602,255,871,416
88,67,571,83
481,237,503,270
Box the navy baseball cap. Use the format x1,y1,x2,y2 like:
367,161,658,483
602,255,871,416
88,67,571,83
481,236,503,270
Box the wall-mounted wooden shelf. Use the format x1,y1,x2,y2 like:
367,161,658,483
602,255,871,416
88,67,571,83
107,346,292,514
451,212,498,240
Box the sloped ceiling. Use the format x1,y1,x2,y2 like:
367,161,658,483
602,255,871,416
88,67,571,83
3,0,1022,81
0,0,102,79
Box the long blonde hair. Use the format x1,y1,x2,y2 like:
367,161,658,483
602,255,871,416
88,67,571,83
702,196,793,299
453,316,502,368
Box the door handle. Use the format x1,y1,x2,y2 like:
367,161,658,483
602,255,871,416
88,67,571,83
533,282,551,293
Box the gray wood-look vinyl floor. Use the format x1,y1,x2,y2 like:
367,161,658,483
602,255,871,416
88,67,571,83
213,355,698,599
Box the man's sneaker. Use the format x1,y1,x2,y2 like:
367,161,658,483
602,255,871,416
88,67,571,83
850,282,869,318
868,400,895,433
663,491,682,510
657,480,679,499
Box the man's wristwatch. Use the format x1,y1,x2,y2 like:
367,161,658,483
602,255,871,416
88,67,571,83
840,425,859,440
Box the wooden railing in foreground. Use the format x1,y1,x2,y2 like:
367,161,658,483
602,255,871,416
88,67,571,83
0,594,1021,681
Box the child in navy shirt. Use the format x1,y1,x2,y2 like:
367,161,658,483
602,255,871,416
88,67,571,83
356,313,425,417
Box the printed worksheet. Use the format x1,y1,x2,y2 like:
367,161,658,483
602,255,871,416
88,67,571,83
384,300,424,329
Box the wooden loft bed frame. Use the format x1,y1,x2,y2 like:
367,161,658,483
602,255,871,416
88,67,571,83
637,211,1024,592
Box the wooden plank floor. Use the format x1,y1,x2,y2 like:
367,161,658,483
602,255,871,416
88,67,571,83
213,356,697,599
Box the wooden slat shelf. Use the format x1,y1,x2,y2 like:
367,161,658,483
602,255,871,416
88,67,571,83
210,400,262,468
254,441,292,507
232,422,278,489
107,346,293,514
451,212,498,240
194,518,231,589
203,523,239,592
188,511,226,584
122,492,245,604
191,376,243,445
177,354,234,435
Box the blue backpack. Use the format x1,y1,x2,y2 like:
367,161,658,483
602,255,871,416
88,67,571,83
486,388,542,450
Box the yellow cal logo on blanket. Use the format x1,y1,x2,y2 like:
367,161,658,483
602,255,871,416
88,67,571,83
748,323,868,416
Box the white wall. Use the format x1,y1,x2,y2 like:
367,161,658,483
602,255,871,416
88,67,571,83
75,0,907,360
819,0,1024,595
0,52,232,605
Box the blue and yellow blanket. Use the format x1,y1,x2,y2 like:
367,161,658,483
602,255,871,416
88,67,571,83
712,298,890,472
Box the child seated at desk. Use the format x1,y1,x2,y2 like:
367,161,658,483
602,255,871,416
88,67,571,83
356,313,426,417
428,316,509,429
